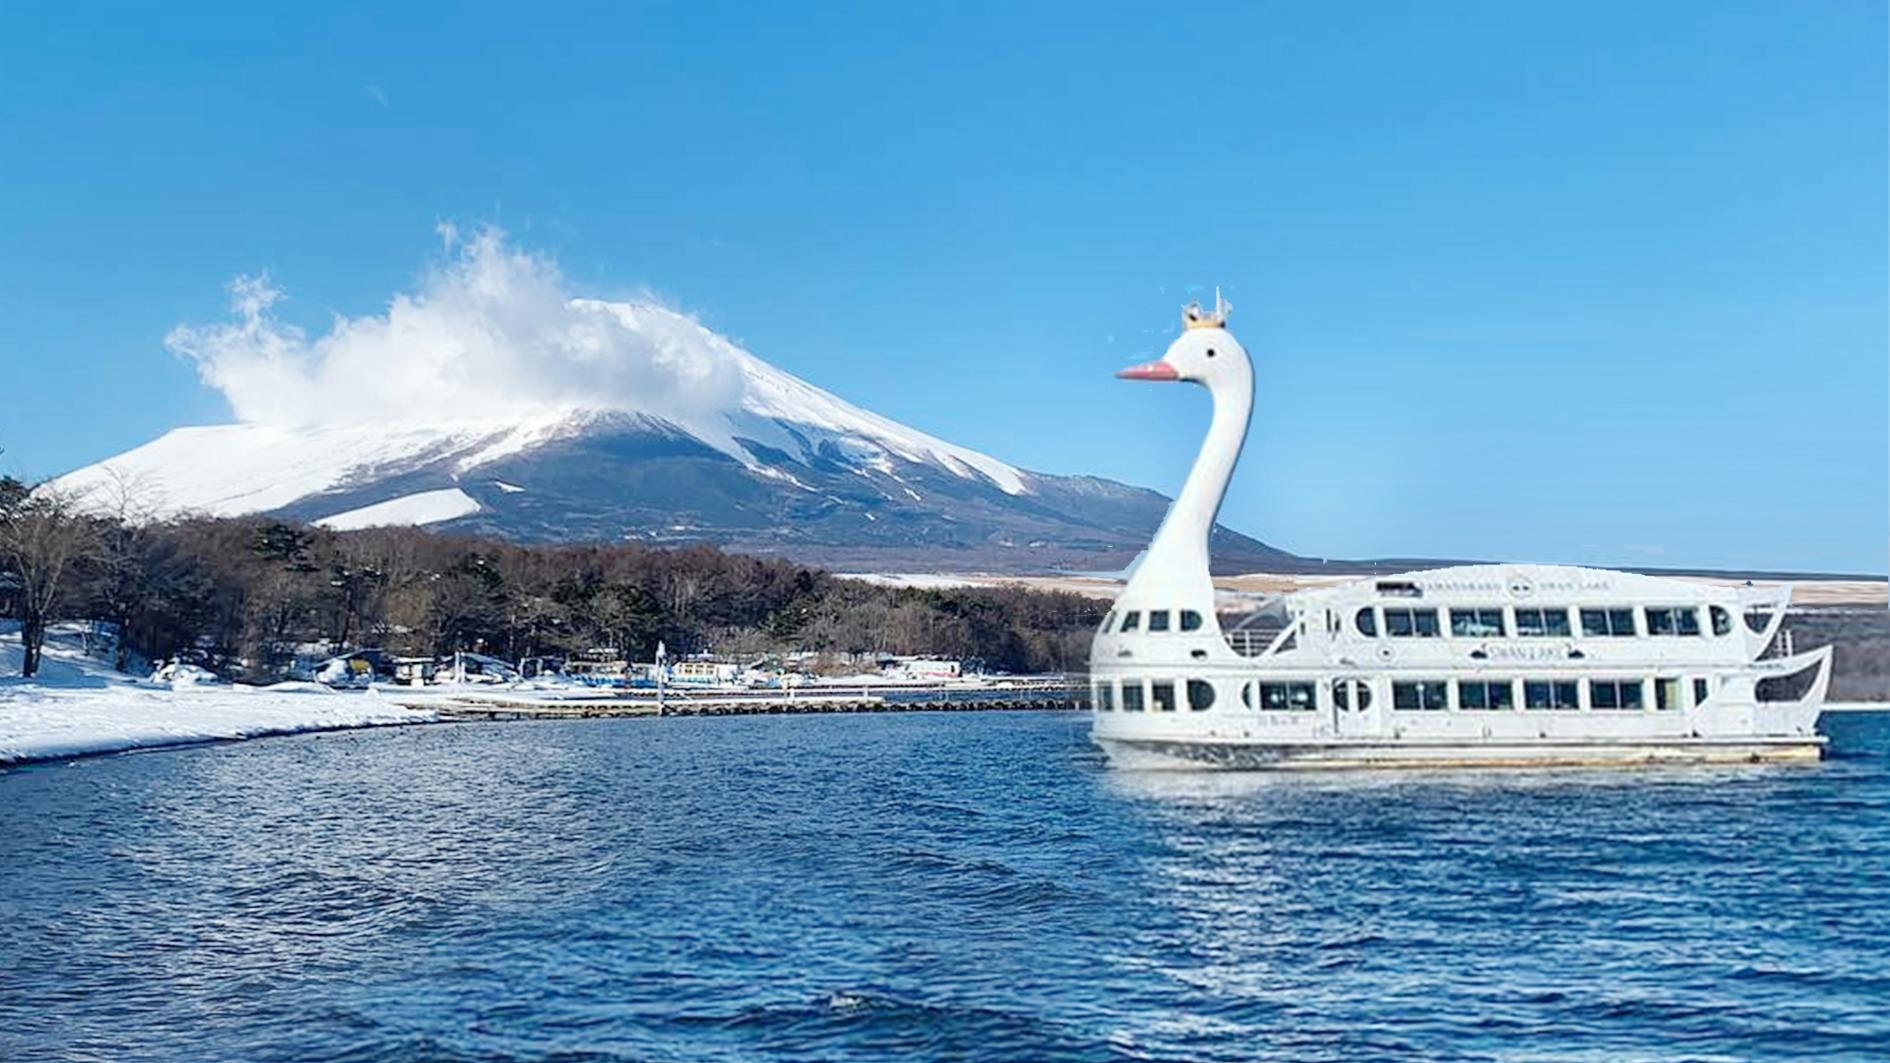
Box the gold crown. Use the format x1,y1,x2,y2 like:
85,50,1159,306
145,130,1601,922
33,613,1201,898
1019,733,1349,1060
1182,289,1231,330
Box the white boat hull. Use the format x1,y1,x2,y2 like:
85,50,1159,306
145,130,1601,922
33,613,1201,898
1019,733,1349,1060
1097,734,1827,771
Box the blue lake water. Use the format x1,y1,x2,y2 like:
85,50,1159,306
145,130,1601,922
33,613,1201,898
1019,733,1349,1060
3,711,1888,1062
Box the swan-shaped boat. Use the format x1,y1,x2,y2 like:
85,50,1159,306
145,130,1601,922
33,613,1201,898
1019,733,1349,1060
1089,297,1832,768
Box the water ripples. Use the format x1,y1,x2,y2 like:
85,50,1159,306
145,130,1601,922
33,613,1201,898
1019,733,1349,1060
2,712,1888,1061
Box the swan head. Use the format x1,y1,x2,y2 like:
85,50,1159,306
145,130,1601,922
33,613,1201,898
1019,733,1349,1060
1115,324,1249,386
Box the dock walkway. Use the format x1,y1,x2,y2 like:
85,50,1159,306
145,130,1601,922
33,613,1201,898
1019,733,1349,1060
385,681,1089,722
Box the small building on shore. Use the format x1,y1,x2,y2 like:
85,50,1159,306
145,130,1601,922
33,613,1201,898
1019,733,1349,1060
881,656,964,681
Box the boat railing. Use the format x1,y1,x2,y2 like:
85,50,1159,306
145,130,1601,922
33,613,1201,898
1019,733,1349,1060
1221,601,1296,658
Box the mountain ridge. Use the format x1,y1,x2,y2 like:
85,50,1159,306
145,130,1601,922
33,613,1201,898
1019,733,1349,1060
53,301,1297,574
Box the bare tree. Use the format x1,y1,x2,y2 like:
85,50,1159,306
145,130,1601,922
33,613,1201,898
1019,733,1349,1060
0,481,98,677
88,465,161,670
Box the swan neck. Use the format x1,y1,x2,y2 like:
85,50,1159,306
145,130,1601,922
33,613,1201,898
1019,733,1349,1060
1144,376,1250,572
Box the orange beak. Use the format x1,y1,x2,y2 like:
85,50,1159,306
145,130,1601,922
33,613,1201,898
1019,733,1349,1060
1115,360,1179,382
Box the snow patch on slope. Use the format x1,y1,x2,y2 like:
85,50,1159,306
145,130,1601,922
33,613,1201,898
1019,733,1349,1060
315,488,482,530
55,411,578,518
567,301,1028,495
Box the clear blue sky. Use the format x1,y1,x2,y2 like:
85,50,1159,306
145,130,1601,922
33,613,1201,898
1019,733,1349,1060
2,2,1884,573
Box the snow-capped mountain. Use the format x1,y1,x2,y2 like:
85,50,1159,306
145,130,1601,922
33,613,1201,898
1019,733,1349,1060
55,299,1291,573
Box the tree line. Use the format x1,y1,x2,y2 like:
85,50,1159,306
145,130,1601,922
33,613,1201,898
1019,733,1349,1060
0,476,1104,680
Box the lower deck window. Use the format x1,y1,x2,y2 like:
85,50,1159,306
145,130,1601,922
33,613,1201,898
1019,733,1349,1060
1151,680,1176,712
1392,680,1448,711
1589,679,1645,709
1148,610,1172,633
1654,677,1682,711
1693,678,1710,705
1121,682,1144,712
1254,681,1316,711
1524,680,1580,710
1457,679,1514,710
1180,610,1204,632
1120,611,1141,633
1094,682,1114,711
1333,680,1373,711
1186,679,1215,711
1758,663,1824,703
1645,607,1701,636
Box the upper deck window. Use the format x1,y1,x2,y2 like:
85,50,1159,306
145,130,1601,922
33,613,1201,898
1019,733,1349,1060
1101,610,1117,633
1450,608,1506,638
1120,611,1141,633
1384,607,1440,638
1093,682,1114,711
1147,610,1172,633
1645,607,1701,637
1179,610,1204,632
1580,608,1637,638
1514,607,1571,637
1355,608,1378,637
1710,606,1732,636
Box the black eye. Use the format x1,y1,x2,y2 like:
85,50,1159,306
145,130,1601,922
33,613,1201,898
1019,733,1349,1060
1206,349,1216,357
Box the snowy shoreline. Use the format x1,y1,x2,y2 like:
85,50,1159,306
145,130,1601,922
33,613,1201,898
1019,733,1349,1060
0,632,438,768
0,686,438,768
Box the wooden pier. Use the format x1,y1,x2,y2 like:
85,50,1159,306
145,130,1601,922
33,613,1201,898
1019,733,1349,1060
387,681,1089,722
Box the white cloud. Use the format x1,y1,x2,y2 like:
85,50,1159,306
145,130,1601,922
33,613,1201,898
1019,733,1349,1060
165,227,747,428
154,226,1029,496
